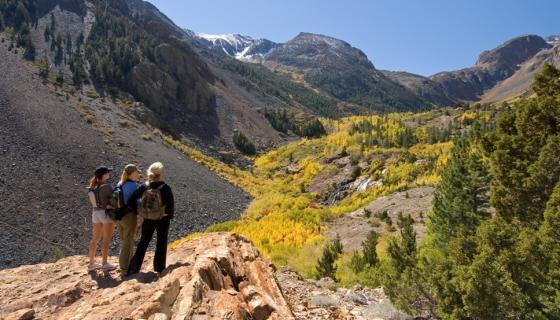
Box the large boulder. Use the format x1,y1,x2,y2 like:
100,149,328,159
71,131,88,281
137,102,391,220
0,233,294,320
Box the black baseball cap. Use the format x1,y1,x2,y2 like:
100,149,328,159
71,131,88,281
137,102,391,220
94,166,113,178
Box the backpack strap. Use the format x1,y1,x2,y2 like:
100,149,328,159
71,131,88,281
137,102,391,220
92,186,101,208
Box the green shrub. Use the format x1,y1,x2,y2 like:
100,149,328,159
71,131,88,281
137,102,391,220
295,118,326,138
350,251,365,273
233,131,257,155
206,220,240,232
375,210,391,224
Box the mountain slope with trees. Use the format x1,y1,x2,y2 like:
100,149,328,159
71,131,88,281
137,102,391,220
374,64,560,318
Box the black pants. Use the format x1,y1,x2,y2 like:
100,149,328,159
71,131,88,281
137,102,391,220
127,218,170,275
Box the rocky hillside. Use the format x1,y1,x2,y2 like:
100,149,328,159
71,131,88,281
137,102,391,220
380,70,457,106
264,32,429,113
190,30,433,113
480,37,560,102
0,233,408,320
1,0,303,157
0,31,249,268
429,34,551,101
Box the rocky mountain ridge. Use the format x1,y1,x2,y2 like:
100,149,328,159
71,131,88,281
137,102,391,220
185,29,279,62
190,28,559,105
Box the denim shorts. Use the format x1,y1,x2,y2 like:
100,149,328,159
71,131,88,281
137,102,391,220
92,208,112,225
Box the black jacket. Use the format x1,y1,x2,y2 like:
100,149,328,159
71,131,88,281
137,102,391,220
129,181,175,219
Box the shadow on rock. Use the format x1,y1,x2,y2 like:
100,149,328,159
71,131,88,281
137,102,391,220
88,270,122,289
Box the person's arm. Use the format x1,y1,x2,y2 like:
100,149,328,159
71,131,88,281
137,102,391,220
88,191,97,208
164,185,174,219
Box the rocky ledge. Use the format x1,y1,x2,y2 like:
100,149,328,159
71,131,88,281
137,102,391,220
0,233,293,320
0,232,408,320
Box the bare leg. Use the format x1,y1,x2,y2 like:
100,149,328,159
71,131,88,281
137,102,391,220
88,223,103,264
102,223,115,265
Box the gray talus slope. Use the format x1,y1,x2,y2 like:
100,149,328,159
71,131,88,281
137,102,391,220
0,40,249,269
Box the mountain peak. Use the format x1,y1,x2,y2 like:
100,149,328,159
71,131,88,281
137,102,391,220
546,35,560,45
475,34,550,68
184,29,278,61
290,32,352,49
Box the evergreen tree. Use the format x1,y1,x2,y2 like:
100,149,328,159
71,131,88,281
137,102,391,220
64,32,72,53
428,134,490,245
331,233,343,256
75,32,84,51
50,12,55,31
233,131,257,155
538,183,560,317
316,236,343,281
18,33,34,60
350,250,365,273
362,229,379,266
43,24,50,42
54,33,63,65
295,118,326,138
55,69,63,86
38,59,49,79
490,64,560,225
533,62,560,98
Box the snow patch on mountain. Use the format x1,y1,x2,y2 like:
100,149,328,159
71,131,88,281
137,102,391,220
546,35,560,45
184,29,278,62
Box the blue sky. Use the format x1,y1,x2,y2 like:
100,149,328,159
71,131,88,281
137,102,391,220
148,0,559,76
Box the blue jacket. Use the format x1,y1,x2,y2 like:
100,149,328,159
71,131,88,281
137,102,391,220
118,180,138,207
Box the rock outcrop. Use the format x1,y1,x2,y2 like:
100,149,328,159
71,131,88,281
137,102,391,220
276,268,411,320
0,233,294,320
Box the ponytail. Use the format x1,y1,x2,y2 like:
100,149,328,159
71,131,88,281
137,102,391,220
87,176,99,190
119,170,130,185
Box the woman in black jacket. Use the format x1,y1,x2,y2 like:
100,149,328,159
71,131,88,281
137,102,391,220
126,162,174,275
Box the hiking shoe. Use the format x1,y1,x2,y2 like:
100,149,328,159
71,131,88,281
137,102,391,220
88,262,102,271
102,263,117,271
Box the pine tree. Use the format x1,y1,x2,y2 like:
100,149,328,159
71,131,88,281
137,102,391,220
397,213,416,258
20,33,34,60
316,244,337,280
428,134,490,245
43,25,50,42
350,251,365,273
538,183,560,316
64,32,72,53
362,229,379,266
54,33,63,65
533,62,560,97
490,64,560,225
55,69,63,86
331,233,343,257
50,12,55,31
38,59,49,79
233,131,257,155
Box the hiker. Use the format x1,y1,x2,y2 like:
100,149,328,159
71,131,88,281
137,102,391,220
126,162,174,276
87,166,117,271
114,164,140,275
